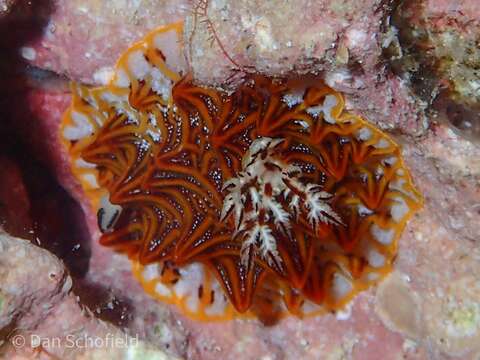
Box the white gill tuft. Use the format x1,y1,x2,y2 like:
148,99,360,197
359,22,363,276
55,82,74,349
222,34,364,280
221,137,343,268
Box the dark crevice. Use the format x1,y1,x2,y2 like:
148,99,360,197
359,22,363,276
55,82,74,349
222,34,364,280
72,281,134,329
0,0,91,278
0,0,136,330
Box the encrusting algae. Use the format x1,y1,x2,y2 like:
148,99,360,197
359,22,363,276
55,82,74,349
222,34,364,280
60,22,423,322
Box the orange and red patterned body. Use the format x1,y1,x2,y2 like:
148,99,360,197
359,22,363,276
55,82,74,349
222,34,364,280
61,23,422,321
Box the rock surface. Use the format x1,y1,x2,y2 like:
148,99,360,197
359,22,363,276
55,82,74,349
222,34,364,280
393,0,480,140
0,233,178,359
16,0,426,135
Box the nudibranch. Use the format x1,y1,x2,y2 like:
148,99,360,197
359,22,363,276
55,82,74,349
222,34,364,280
60,23,422,321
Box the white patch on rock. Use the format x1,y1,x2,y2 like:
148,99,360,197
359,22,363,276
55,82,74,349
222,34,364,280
345,28,367,48
325,69,352,88
20,47,36,61
254,17,278,52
